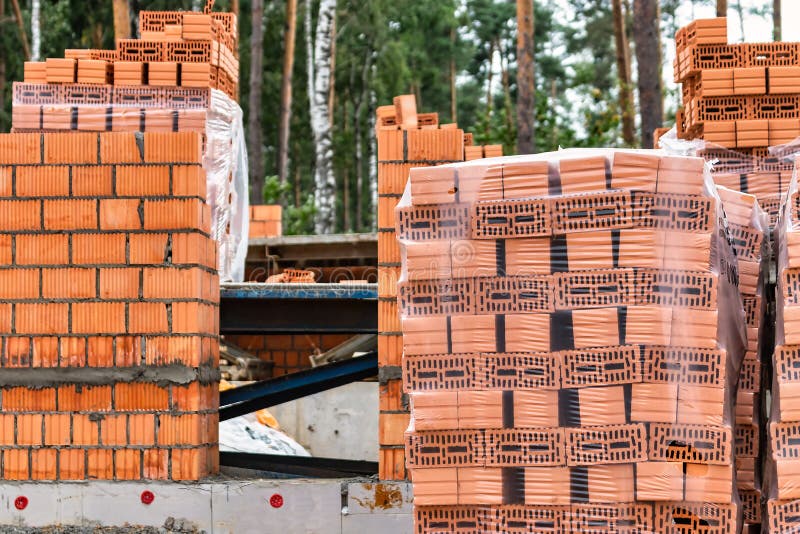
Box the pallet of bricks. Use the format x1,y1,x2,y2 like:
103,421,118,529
397,148,749,532
376,94,503,481
10,0,247,282
0,131,219,481
673,16,800,225
765,168,800,531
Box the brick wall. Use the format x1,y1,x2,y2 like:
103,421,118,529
226,334,354,376
0,131,219,481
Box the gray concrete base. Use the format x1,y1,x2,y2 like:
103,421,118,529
0,479,412,534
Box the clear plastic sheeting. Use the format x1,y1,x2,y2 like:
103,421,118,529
396,148,748,533
205,89,249,282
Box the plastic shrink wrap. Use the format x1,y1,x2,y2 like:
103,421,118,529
396,148,748,533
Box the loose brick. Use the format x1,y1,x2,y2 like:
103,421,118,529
3,449,29,480
73,233,127,264
100,414,128,445
44,199,97,230
129,233,168,265
116,165,170,196
88,449,113,479
0,200,40,231
87,336,114,367
60,337,87,367
30,448,57,480
44,133,98,164
172,165,206,197
72,302,126,334
32,336,58,367
143,448,169,480
157,414,201,445
16,303,69,335
129,302,169,334
42,268,96,299
115,449,141,480
71,414,99,445
72,165,113,196
17,414,43,445
58,385,112,411
16,166,70,197
99,268,140,299
59,449,86,479
16,234,69,265
0,269,39,299
100,199,142,230
115,382,169,411
44,413,71,445
128,413,156,445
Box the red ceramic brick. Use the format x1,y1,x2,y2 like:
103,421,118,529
42,268,96,299
99,133,143,164
72,414,100,446
171,447,204,480
3,386,55,411
73,165,114,196
143,448,169,480
88,449,113,479
143,132,202,164
115,382,169,411
0,133,41,164
44,414,71,446
17,414,44,445
115,336,142,367
71,302,126,334
87,336,114,367
128,413,156,446
31,337,58,368
173,165,206,197
116,165,170,196
16,303,69,335
99,268,141,299
148,62,178,85
44,133,98,164
129,302,169,334
100,199,142,230
60,337,87,367
145,335,205,367
72,234,127,264
0,166,12,196
143,199,205,231
3,337,30,368
0,304,11,334
129,233,168,265
0,414,12,445
115,449,141,480
0,269,39,299
171,302,215,334
0,235,10,265
58,385,112,411
45,58,76,83
0,200,40,231
44,199,97,231
143,267,202,299
100,414,128,446
171,382,202,411
16,166,70,197
3,449,29,480
158,414,201,445
16,235,69,265
59,449,85,480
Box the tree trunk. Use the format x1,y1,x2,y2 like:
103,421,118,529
31,0,40,61
486,40,495,116
248,0,265,204
0,0,5,132
612,0,635,146
354,50,371,233
9,0,30,60
735,0,745,41
501,46,513,134
278,0,298,184
113,0,132,41
632,0,664,149
231,0,239,15
774,0,782,41
516,0,535,154
328,12,337,125
450,27,457,123
716,0,727,17
310,0,338,234
368,87,377,230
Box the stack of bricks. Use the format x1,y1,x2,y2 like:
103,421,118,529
248,205,282,239
13,3,238,135
674,17,800,223
765,170,800,530
376,94,465,481
0,131,219,481
397,149,746,532
717,186,768,528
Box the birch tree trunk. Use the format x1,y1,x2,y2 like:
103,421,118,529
248,0,265,204
516,0,535,154
0,0,5,131
278,0,298,183
31,0,40,61
310,0,338,234
354,51,371,233
633,0,664,149
716,0,727,17
774,0,782,41
612,0,635,145
368,87,377,231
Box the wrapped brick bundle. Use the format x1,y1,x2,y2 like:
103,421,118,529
766,165,800,530
717,186,769,527
397,149,747,533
